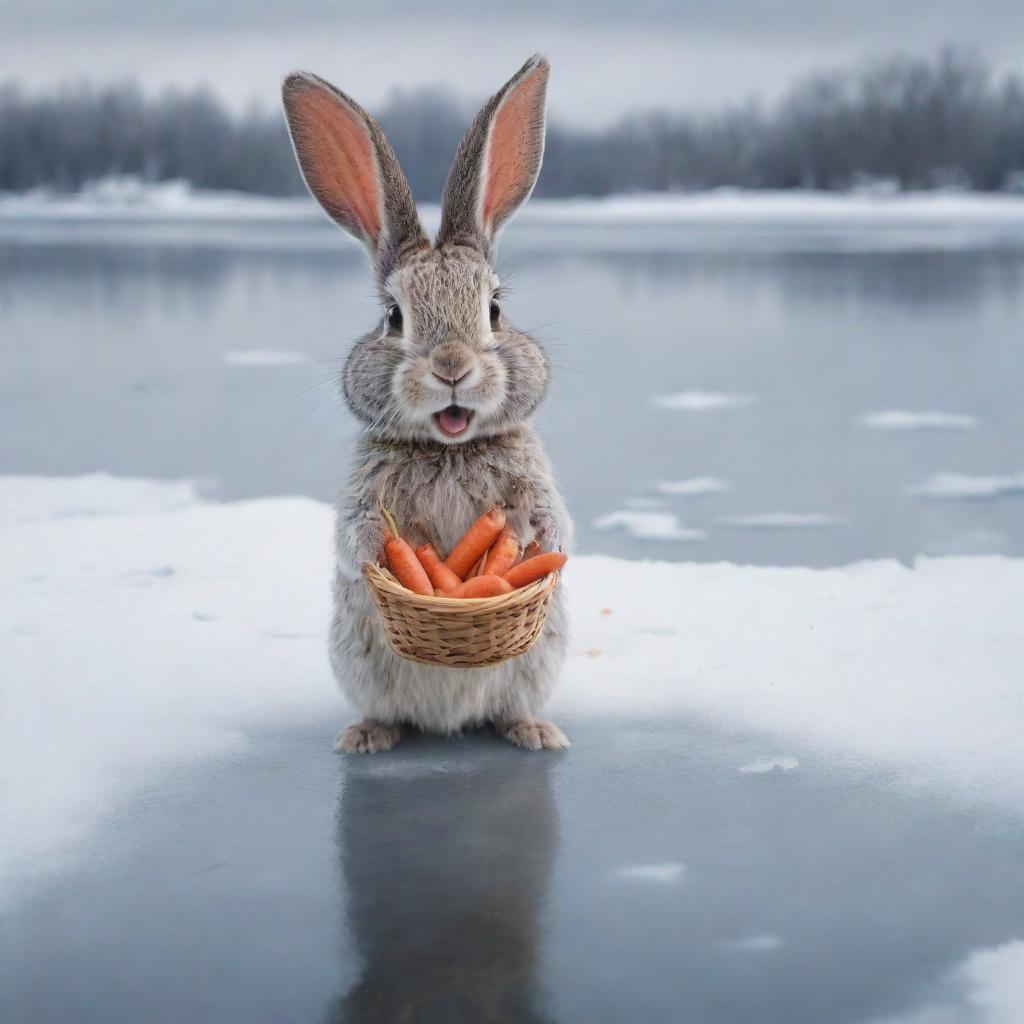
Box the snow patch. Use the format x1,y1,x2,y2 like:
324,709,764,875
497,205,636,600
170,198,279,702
718,934,785,953
3,475,1024,910
858,410,979,432
592,510,706,542
655,477,732,496
223,349,312,367
906,472,1024,500
868,940,1024,1024
653,390,755,412
6,181,1024,231
616,863,687,884
720,512,845,529
740,756,800,774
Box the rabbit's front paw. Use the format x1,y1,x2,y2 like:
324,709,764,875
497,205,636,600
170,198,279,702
497,717,571,752
335,720,401,754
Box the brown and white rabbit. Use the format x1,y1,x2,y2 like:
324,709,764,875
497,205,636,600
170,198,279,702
282,55,572,753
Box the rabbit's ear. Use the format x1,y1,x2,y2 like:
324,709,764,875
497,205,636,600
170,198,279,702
282,72,426,276
437,55,549,258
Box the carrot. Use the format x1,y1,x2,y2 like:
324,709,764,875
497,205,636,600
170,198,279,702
380,508,433,596
415,543,463,593
443,574,514,599
468,552,487,579
515,539,541,566
483,525,520,576
444,508,506,579
503,551,567,589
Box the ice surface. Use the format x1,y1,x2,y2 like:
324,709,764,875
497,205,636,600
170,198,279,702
655,477,732,496
591,510,707,541
3,475,1024,909
858,410,979,432
653,390,756,412
906,472,1024,500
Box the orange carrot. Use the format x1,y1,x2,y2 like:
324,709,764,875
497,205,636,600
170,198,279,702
483,525,520,576
468,552,487,579
443,574,514,599
515,539,541,566
503,551,567,589
444,508,506,579
415,543,463,593
380,509,432,597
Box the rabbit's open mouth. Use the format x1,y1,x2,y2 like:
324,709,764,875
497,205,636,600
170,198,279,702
434,404,475,438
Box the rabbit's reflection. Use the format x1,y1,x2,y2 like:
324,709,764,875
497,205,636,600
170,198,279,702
327,735,559,1023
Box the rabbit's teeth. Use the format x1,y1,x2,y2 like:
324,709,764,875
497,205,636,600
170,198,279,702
435,405,474,437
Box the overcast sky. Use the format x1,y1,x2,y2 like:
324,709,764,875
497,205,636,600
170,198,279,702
3,0,1023,125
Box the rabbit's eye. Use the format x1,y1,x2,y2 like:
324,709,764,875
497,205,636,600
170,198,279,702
386,304,403,332
489,299,501,328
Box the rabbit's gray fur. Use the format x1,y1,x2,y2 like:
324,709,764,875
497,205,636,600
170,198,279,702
283,56,571,751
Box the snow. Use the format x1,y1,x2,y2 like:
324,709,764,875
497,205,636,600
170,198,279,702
223,349,312,366
718,935,785,953
3,475,1024,910
906,472,1024,500
739,756,800,774
0,177,318,222
616,863,687,884
719,512,845,529
6,179,1024,231
653,391,755,412
858,410,979,432
870,941,1024,1024
592,510,707,541
524,189,1024,228
655,477,731,496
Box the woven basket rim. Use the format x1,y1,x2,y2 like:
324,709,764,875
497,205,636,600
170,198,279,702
362,561,558,610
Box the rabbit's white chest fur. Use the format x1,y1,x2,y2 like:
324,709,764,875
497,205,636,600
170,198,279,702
328,428,571,734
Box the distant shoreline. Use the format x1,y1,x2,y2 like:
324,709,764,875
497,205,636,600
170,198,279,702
4,178,1024,227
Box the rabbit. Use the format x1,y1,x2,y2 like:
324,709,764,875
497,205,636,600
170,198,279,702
281,55,572,753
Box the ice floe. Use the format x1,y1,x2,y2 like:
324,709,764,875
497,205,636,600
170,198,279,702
653,391,756,412
858,410,979,432
592,510,707,541
906,472,1024,500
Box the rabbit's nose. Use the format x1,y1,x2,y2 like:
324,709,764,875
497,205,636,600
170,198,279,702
430,343,474,387
432,369,471,387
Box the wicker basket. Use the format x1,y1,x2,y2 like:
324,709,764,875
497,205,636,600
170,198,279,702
362,562,559,668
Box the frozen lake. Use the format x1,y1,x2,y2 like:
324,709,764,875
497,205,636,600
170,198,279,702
3,204,1024,1023
2,205,1023,566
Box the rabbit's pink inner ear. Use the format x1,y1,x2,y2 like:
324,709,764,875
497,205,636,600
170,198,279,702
479,64,547,235
287,85,381,244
